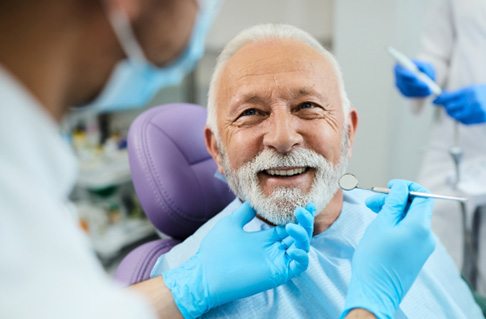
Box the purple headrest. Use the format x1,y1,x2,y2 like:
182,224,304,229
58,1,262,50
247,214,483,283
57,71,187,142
128,103,235,239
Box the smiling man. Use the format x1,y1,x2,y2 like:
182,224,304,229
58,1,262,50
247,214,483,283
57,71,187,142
151,24,482,318
204,25,356,233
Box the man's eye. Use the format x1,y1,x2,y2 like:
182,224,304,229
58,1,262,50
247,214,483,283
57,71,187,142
294,101,328,119
240,108,258,117
233,108,266,126
298,102,316,110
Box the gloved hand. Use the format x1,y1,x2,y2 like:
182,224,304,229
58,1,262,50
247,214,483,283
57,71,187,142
433,84,486,125
162,201,316,319
394,60,436,98
341,180,436,319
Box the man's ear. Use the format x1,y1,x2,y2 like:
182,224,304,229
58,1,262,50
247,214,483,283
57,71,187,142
204,127,225,174
345,108,359,156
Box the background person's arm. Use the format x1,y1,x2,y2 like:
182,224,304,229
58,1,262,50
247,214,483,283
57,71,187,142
393,0,453,113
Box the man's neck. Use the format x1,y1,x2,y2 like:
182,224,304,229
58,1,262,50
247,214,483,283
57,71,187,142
313,190,343,235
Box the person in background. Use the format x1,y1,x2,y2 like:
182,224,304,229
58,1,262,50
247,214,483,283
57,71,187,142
393,0,486,294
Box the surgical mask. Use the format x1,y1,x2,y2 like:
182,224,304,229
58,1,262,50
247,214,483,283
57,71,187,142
83,0,221,112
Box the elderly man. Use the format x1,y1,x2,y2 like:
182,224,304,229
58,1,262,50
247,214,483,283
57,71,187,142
151,24,482,318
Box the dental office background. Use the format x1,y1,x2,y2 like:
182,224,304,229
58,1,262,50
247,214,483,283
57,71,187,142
65,0,430,270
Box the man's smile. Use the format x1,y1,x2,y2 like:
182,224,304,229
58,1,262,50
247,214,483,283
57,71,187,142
257,167,316,195
264,166,309,176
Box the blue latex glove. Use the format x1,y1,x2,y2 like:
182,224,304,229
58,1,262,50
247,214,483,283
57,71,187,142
394,60,436,98
433,84,486,125
341,180,436,319
162,201,316,319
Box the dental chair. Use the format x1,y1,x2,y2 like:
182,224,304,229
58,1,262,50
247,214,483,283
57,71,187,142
115,103,235,285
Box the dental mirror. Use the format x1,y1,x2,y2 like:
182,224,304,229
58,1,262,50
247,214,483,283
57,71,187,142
338,173,359,191
338,173,468,203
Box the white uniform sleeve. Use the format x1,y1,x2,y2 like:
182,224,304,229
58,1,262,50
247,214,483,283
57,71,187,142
0,169,157,319
409,0,454,113
418,0,455,87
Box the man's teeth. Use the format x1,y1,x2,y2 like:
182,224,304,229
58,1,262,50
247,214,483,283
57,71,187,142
266,167,307,176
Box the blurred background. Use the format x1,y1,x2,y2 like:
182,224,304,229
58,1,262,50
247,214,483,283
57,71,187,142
63,0,432,269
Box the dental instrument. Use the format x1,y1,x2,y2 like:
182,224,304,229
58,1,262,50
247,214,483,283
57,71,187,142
387,46,442,95
338,173,468,202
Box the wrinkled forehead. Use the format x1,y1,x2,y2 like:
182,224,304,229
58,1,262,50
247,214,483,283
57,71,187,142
217,39,344,109
228,39,336,76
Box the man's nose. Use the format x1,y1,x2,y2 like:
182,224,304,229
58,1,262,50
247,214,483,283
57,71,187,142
263,111,303,153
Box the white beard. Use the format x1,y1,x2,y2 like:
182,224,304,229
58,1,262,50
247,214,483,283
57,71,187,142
220,136,349,225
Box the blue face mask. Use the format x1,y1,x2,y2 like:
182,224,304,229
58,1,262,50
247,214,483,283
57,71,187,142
84,0,221,112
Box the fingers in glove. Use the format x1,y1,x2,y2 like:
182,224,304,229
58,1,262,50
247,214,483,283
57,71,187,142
286,223,310,252
433,89,463,105
365,193,387,213
402,182,433,230
295,205,315,238
231,202,257,228
280,236,294,249
287,248,309,277
378,179,411,225
257,225,288,244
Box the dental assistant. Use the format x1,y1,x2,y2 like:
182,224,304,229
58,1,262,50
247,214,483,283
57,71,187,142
393,0,486,293
0,1,434,318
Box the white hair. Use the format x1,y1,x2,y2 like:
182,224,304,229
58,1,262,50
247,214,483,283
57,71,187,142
206,23,351,137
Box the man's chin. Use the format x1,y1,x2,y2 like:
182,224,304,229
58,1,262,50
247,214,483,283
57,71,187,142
250,195,304,226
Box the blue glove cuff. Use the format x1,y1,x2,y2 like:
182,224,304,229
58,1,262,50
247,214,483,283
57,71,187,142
341,282,397,319
162,254,210,319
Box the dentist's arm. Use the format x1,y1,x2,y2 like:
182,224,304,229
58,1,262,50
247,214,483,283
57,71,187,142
133,202,315,319
341,180,436,319
130,277,183,319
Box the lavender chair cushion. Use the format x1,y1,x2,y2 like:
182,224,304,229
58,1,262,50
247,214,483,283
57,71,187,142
116,103,234,285
128,103,235,239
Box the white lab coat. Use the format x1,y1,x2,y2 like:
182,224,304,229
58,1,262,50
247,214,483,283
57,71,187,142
0,67,156,318
414,0,486,294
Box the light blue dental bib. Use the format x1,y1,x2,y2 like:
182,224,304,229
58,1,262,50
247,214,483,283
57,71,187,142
153,189,482,318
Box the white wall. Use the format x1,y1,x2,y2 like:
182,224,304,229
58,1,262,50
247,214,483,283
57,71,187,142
334,0,433,186
206,0,333,50
193,0,334,107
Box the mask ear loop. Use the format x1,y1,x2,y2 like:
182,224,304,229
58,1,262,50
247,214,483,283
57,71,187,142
104,3,148,64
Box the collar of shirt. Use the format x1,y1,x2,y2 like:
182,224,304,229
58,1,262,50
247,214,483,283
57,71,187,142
0,66,78,202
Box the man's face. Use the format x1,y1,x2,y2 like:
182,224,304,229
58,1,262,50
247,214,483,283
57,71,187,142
205,39,358,224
